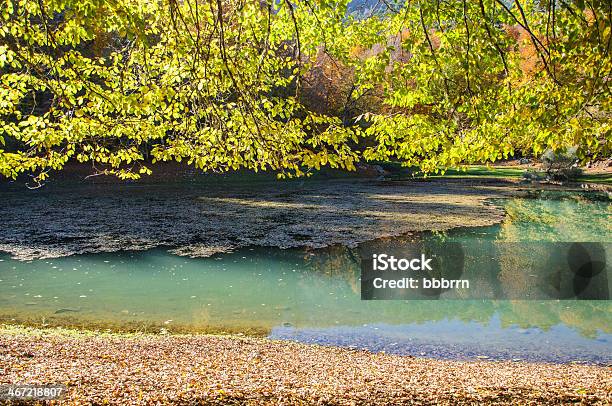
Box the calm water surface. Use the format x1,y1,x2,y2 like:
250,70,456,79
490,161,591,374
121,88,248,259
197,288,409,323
0,189,610,363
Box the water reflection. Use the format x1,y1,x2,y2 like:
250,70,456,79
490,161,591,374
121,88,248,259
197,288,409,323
0,190,610,362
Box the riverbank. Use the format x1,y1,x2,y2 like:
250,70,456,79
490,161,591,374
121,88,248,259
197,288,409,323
0,325,610,405
2,165,609,261
0,177,518,261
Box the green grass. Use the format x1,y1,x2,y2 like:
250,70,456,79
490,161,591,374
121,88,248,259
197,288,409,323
380,163,611,184
429,166,527,178
577,173,612,184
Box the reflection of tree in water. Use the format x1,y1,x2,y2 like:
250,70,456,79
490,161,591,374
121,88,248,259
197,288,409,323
494,194,611,335
498,301,612,337
299,192,610,337
302,253,610,336
495,192,610,298
557,302,612,338
499,192,610,242
303,245,362,294
497,242,549,299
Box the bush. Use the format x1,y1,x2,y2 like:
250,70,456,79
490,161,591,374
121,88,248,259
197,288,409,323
540,148,583,181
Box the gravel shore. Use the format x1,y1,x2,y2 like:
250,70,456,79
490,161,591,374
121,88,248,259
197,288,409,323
1,326,610,405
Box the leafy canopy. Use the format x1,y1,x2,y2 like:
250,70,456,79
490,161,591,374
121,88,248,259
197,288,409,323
0,0,610,182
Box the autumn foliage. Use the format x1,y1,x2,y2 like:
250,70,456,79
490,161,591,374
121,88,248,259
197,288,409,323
0,0,610,182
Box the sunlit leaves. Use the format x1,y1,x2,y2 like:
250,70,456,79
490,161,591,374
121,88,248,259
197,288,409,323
0,0,357,181
0,0,609,181
355,0,610,171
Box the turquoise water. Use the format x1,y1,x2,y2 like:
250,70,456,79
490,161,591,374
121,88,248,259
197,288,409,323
0,189,610,363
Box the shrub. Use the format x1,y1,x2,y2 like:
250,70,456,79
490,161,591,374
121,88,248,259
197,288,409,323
541,148,583,181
